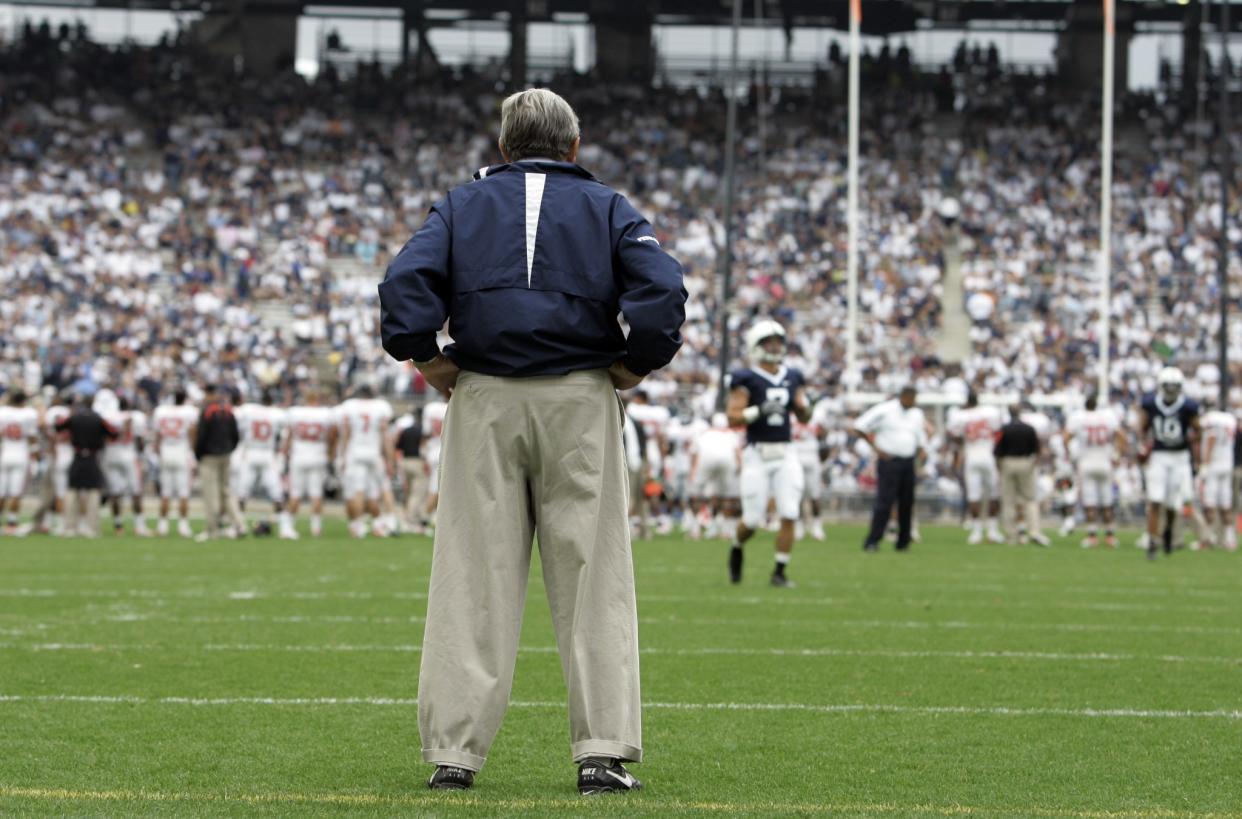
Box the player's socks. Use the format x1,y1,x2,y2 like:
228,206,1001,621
728,544,743,583
771,553,794,588
157,518,169,536
311,514,322,536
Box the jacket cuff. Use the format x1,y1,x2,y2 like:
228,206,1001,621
384,334,440,363
621,355,654,377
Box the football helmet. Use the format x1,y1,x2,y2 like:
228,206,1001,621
1157,366,1183,403
745,320,786,366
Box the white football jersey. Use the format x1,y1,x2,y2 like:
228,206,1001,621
44,405,73,465
1199,410,1237,473
0,406,40,464
422,401,448,438
104,410,147,454
1065,408,1120,467
338,397,392,462
792,420,822,465
1020,411,1054,442
152,404,198,458
239,404,287,456
947,405,1004,464
287,405,337,466
693,427,742,464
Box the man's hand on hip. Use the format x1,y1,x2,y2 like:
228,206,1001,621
609,361,644,391
417,354,460,398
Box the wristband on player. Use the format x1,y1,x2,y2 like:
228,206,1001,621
742,406,760,424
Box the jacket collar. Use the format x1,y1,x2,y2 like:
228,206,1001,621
474,159,597,181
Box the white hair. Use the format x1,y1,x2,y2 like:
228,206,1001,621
499,88,580,162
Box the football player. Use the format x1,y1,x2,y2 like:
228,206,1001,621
687,413,742,539
284,389,338,537
725,320,812,588
152,389,198,537
337,385,395,537
101,396,151,536
946,391,1005,545
1064,394,1124,548
1137,367,1200,559
0,390,40,534
235,390,296,539
41,394,73,535
1197,394,1237,550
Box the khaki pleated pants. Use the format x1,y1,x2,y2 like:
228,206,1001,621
418,369,641,772
1000,456,1040,538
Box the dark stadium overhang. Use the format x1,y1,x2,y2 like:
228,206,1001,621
7,0,1242,34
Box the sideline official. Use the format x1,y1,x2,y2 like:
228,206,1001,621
379,88,686,794
853,386,926,551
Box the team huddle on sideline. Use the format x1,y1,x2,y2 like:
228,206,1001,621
2,325,1235,560
0,385,450,540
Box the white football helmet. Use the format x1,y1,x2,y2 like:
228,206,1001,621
745,320,787,366
1157,366,1184,403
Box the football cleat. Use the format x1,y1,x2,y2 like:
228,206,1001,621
728,545,743,584
1029,532,1051,547
428,765,474,790
966,529,983,545
770,573,796,589
578,757,642,795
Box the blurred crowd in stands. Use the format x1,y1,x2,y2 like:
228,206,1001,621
0,21,1239,445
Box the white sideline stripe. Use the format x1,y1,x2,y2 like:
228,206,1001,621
0,693,1238,721
2,642,1238,665
39,612,1240,637
649,616,1242,637
0,587,1232,614
0,588,426,601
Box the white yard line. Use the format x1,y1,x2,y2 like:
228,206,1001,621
1,641,1237,665
23,611,1240,637
0,693,1238,721
0,587,1234,613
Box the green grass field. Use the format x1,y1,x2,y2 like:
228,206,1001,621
1,523,1240,818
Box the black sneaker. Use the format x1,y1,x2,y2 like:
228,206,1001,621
770,573,796,589
728,545,743,584
578,757,642,795
428,765,474,790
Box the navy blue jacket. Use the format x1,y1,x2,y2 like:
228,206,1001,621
379,159,687,377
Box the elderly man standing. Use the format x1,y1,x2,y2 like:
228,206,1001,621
853,385,926,552
379,88,686,794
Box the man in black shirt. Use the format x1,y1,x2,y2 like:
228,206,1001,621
994,405,1047,545
54,395,117,537
194,384,244,541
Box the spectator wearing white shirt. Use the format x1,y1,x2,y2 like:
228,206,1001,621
853,386,927,551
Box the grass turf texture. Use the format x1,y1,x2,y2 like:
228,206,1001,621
1,524,1239,818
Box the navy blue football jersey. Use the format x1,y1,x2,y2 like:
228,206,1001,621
1141,393,1199,452
730,366,805,444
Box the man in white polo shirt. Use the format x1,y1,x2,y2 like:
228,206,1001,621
853,385,926,552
